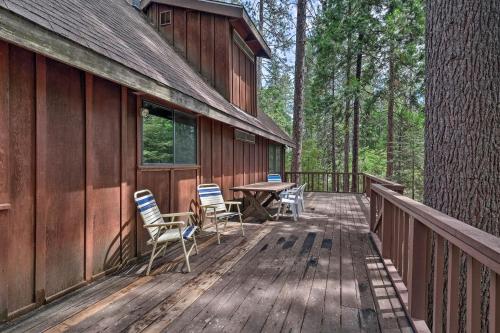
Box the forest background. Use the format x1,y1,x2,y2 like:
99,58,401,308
231,0,425,200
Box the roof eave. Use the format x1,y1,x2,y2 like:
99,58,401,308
0,6,288,146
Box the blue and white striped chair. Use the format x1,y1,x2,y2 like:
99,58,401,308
134,190,198,275
267,174,282,182
197,184,244,244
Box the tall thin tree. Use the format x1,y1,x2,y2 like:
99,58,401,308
351,32,363,192
291,0,307,174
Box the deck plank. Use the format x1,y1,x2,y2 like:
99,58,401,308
0,193,413,333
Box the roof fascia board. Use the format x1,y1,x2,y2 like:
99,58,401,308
0,7,293,147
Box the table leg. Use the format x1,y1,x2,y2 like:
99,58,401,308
241,191,272,221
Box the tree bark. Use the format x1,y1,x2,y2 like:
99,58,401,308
331,75,336,175
386,47,395,179
257,0,264,91
343,31,352,192
425,1,500,331
351,33,363,192
291,0,307,174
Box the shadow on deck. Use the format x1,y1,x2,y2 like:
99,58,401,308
0,193,412,333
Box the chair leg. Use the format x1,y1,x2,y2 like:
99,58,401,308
215,220,221,245
193,234,199,255
292,205,298,222
275,202,282,221
236,205,244,236
146,240,158,276
180,237,191,273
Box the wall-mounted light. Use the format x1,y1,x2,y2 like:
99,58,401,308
140,107,150,117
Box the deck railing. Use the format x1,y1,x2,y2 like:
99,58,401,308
369,182,500,333
284,172,364,193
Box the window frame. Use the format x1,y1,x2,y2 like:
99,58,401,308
139,100,198,168
268,143,283,175
159,10,172,26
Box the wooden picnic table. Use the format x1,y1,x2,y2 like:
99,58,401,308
230,182,295,221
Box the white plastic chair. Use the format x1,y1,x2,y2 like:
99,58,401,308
277,184,306,221
134,190,198,275
197,184,244,244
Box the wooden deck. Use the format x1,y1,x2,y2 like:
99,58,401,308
0,193,412,333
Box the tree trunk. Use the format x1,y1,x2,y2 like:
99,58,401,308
343,32,352,192
291,0,307,174
257,0,264,91
331,77,336,175
351,33,363,192
386,47,395,179
425,1,500,332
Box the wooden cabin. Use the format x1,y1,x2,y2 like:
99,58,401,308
0,0,293,320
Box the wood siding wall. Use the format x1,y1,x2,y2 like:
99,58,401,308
147,4,257,116
0,41,279,320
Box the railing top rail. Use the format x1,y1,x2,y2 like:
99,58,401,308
363,173,405,189
371,183,500,273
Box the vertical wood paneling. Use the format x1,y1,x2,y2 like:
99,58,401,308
249,143,255,183
222,125,234,197
0,41,10,320
214,16,230,99
244,143,251,185
45,59,85,297
233,136,244,198
200,13,215,84
200,117,212,183
186,11,201,72
212,121,222,186
90,77,122,275
246,58,251,113
8,46,36,312
239,50,246,109
158,5,173,43
173,7,187,56
173,169,197,212
34,54,47,304
122,91,137,261
85,73,94,281
232,41,240,106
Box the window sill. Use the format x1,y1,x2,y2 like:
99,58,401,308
138,164,201,172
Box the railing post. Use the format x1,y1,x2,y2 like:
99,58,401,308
466,256,481,333
433,235,445,333
447,243,460,333
370,189,377,230
407,216,430,320
381,199,394,258
491,270,499,333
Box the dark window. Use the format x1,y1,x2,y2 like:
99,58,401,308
141,101,197,165
160,11,172,26
268,144,282,174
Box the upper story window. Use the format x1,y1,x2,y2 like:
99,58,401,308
141,100,197,165
160,10,172,26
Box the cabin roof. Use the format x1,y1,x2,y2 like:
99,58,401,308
139,0,272,59
0,0,292,147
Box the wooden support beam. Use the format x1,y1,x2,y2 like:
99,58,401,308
35,53,47,305
0,40,10,321
85,73,94,281
446,244,460,333
466,257,481,333
407,216,430,320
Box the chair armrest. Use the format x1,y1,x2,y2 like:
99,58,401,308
162,212,194,218
224,201,242,206
143,221,185,229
